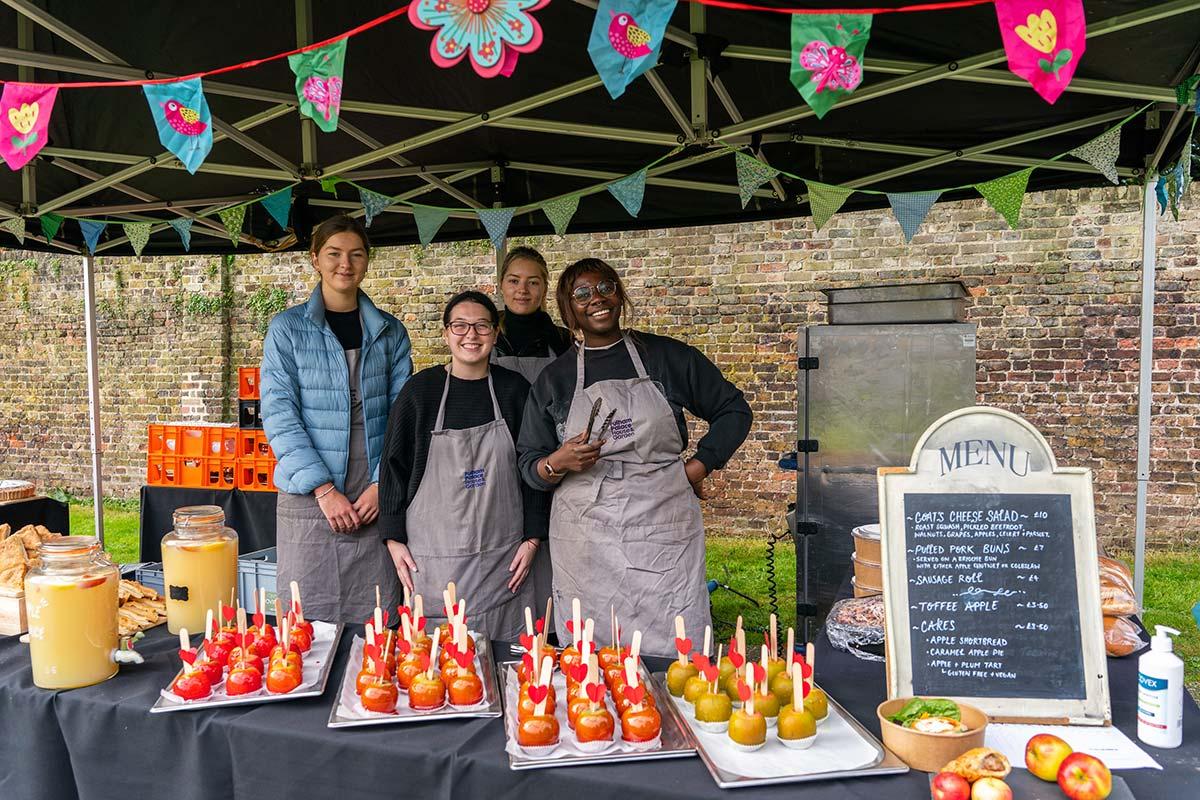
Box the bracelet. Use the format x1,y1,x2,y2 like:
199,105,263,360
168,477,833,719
314,485,336,500
542,457,565,479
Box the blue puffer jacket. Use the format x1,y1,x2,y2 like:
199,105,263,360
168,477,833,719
261,285,412,495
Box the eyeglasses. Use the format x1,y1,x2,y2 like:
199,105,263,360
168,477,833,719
446,321,496,336
571,280,617,304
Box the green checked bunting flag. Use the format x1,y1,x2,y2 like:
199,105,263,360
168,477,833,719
218,205,246,245
477,208,515,250
288,39,346,133
261,187,293,230
320,175,344,195
1,216,24,244
977,168,1033,229
886,191,941,243
169,218,193,252
1068,126,1121,184
608,169,648,217
413,205,450,246
735,151,779,209
39,213,63,241
542,194,580,236
78,220,106,254
804,180,852,231
359,188,392,228
122,222,152,256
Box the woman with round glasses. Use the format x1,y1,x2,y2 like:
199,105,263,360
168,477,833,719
378,290,548,639
517,258,752,657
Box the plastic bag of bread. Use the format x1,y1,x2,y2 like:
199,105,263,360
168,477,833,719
1104,615,1147,657
1097,555,1139,616
826,597,885,662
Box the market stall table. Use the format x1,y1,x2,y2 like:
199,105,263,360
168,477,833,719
138,486,276,560
0,495,69,537
0,619,1195,800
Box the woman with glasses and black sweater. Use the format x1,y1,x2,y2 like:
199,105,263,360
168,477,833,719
378,291,549,640
516,258,752,657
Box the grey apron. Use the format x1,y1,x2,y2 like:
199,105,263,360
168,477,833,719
276,347,402,624
405,368,533,641
490,346,556,626
549,335,710,657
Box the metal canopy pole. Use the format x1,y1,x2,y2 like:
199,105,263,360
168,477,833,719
82,256,105,544
296,0,319,176
1133,177,1158,605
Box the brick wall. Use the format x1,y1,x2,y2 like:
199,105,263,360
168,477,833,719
1,184,1197,550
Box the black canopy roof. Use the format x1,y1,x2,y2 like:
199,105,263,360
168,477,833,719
0,0,1197,255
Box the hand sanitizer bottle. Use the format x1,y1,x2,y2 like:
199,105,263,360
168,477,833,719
1137,626,1183,748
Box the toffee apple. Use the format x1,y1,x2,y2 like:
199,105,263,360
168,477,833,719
361,679,399,713
576,704,615,744
408,670,447,710
517,714,559,748
447,671,484,706
728,707,767,750
621,703,662,744
776,704,816,748
266,661,302,694
171,669,212,701
804,686,829,723
226,661,262,695
694,689,733,730
682,674,709,705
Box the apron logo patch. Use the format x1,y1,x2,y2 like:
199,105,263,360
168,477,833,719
463,468,487,489
610,417,635,440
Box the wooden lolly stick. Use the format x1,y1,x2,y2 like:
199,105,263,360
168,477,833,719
703,624,711,658
401,611,412,645
543,596,552,639
447,581,456,610
204,610,214,642
713,645,723,692
414,595,424,625
290,581,304,622
735,614,743,642
530,634,540,685
792,663,803,711
614,614,621,654
281,614,290,651
737,628,745,660
588,653,600,710
571,598,581,647
745,663,755,715
769,613,777,659
674,615,687,667
760,645,769,684
427,627,442,679
786,628,794,666
442,588,454,621
403,583,411,612
583,618,595,655
534,655,554,716
365,623,375,649
610,606,616,648
179,628,190,651
578,637,592,698
806,642,816,690
383,629,394,669
525,606,535,638
623,656,642,712
375,586,383,633
629,630,642,667
274,598,283,627
457,599,466,628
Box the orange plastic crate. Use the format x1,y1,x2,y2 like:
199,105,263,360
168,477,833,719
202,457,237,490
237,429,258,459
238,367,260,400
237,458,277,492
254,431,274,460
205,426,238,457
148,424,182,455
146,455,180,486
177,427,208,458
179,456,205,487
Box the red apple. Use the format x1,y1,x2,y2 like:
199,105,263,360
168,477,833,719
171,670,212,701
930,771,971,800
970,777,1012,800
1026,732,1073,782
1057,752,1112,800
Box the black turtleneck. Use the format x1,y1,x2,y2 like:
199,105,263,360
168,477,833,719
495,310,572,360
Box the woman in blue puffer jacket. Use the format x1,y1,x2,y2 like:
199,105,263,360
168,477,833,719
261,215,412,623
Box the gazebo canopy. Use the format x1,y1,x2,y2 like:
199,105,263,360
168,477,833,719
0,0,1197,256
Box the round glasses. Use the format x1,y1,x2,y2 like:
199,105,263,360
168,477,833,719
446,320,496,336
571,280,617,304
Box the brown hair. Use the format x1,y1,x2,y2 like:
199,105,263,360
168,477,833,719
554,257,633,334
310,214,370,257
499,246,550,309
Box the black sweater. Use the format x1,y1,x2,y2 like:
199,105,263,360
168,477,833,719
378,364,550,544
494,309,573,359
517,330,753,490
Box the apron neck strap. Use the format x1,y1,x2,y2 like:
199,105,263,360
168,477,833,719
435,367,501,431
574,333,648,394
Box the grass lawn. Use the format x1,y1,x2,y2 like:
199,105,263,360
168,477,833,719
68,501,1197,698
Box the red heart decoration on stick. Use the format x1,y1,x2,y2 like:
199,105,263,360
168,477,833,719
444,641,458,659
364,643,380,662
414,616,426,632
253,611,265,629
565,619,575,635
586,683,604,704
534,617,545,634
692,653,711,672
454,648,474,669
519,633,534,652
396,638,412,656
792,655,813,680
203,640,220,659
752,662,766,684
209,617,219,636
801,680,812,699
736,680,751,703
415,652,430,673
521,653,534,674
397,605,411,621
381,609,390,627
567,662,588,684
729,650,745,669
701,665,719,683
674,637,693,656
622,684,645,707
528,684,548,705
178,648,197,665
221,604,235,622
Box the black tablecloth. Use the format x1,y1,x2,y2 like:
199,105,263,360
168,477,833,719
139,486,277,561
1,619,1196,800
0,495,69,536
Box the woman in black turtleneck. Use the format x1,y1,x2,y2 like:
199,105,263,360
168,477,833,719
491,246,572,384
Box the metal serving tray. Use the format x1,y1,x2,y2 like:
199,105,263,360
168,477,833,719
500,658,695,770
658,674,909,789
327,634,503,728
150,622,343,713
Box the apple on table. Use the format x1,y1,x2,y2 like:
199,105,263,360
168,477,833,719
1058,752,1113,800
1026,732,1074,782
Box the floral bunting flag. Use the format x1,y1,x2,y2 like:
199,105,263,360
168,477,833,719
886,191,942,243
78,220,106,255
408,0,549,79
122,222,152,256
288,39,346,133
734,151,780,208
976,167,1034,229
260,187,293,230
217,205,246,245
0,83,57,171
994,1,1085,104
0,217,24,244
804,180,852,231
542,194,580,236
1068,126,1121,184
1155,175,1169,216
588,0,678,100
39,213,63,241
359,187,393,227
477,207,515,250
142,78,212,175
607,169,648,217
169,218,194,252
413,205,450,245
789,14,872,119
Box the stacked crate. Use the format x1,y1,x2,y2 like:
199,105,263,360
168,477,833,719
235,367,276,491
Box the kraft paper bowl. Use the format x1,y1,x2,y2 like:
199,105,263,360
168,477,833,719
876,698,988,772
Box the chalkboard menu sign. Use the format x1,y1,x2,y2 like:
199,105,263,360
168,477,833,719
879,407,1110,725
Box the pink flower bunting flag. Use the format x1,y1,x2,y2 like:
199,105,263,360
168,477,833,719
994,1,1086,104
1,83,57,170
409,0,549,79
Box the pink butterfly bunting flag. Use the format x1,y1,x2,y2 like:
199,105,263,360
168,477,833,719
789,14,873,120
